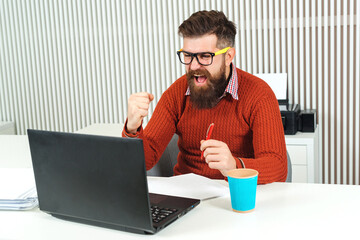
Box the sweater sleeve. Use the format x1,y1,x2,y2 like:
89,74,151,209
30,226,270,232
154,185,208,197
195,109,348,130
240,84,287,184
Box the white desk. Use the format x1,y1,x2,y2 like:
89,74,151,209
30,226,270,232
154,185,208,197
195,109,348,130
0,135,32,168
1,126,359,239
1,182,359,239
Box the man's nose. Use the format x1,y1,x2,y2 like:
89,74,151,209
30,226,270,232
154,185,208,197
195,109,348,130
189,57,201,70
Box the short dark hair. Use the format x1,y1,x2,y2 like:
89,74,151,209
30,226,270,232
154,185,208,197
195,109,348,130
178,10,236,48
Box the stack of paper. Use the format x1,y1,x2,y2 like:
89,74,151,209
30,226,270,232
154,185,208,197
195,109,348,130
147,173,229,200
0,168,38,210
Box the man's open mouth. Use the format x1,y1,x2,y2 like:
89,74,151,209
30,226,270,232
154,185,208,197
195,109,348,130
194,74,207,86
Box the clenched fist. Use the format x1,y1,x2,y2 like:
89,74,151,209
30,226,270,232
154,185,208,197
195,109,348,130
126,92,154,134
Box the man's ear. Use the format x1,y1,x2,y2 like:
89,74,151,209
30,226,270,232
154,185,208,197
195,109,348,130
225,47,236,66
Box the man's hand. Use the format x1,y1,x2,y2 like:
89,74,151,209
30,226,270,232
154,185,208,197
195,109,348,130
200,139,237,176
126,92,154,134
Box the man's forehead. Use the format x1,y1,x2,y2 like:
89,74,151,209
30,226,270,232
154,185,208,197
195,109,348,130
182,34,218,52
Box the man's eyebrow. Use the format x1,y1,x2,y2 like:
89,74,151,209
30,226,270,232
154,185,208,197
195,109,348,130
182,49,213,53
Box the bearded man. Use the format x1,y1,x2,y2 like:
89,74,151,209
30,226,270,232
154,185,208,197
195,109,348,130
123,10,287,184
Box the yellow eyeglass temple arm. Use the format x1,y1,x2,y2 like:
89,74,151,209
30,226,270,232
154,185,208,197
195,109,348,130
177,47,230,55
214,47,231,56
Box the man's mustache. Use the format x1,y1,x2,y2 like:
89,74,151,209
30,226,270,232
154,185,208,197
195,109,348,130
187,69,211,78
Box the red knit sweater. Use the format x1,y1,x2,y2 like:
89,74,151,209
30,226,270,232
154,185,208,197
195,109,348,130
123,68,287,184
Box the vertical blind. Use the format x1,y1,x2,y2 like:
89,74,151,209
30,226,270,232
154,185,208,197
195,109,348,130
0,0,359,185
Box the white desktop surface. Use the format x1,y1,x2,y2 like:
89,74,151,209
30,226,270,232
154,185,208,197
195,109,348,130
0,135,32,168
1,125,359,239
1,182,359,239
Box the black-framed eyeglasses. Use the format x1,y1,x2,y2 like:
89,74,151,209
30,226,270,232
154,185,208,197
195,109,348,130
177,47,230,66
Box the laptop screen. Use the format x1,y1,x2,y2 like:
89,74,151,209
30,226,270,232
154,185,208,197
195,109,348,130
28,130,154,232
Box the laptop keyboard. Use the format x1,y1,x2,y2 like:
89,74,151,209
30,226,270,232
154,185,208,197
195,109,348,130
150,206,178,223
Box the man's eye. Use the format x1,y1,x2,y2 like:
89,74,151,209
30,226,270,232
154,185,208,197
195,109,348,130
184,53,192,58
199,54,211,59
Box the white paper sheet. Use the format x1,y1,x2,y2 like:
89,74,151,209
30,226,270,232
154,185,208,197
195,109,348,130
147,173,228,200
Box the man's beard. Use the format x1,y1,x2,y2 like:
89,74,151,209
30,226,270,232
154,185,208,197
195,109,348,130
186,62,228,109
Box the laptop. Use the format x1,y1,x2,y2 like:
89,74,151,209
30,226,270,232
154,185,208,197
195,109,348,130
27,129,200,234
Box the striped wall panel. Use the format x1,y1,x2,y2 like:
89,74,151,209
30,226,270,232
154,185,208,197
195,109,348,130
0,0,359,184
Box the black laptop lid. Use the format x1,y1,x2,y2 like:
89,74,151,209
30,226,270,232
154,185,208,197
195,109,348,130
27,129,154,233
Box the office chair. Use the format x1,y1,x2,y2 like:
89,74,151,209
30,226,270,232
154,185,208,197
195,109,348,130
147,134,292,183
147,134,179,177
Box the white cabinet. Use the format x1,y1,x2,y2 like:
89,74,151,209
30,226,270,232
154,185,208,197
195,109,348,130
0,121,15,135
285,127,319,183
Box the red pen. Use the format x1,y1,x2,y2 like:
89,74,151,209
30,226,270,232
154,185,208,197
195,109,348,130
201,123,215,160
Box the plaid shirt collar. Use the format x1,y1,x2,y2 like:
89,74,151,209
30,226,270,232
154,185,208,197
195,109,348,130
185,63,239,100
